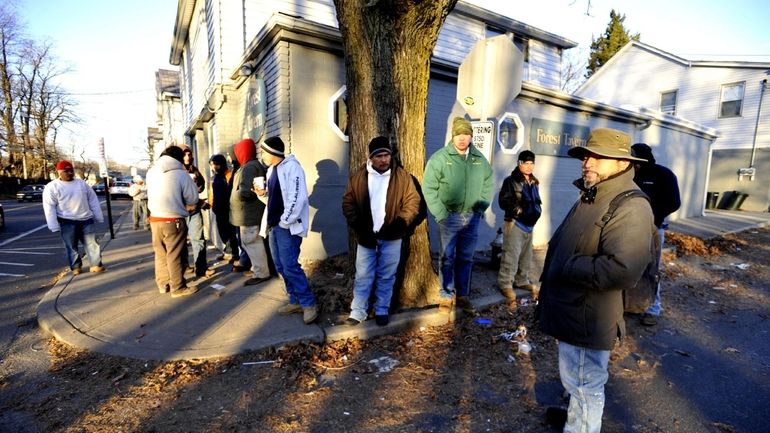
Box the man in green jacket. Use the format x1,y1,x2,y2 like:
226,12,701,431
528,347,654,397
423,116,493,314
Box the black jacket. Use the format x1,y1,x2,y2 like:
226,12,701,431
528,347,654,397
498,167,542,227
633,163,680,228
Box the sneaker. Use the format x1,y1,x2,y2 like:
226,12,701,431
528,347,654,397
244,276,270,286
89,265,106,273
171,286,199,298
303,306,319,324
455,296,477,316
72,267,83,276
375,315,389,326
344,317,360,326
499,287,517,302
232,264,247,273
277,303,303,315
438,298,454,314
641,313,658,326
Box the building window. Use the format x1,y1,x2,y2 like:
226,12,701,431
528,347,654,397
660,90,677,115
497,112,524,155
328,85,349,142
719,82,745,118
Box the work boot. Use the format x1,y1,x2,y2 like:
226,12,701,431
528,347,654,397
277,303,303,315
89,265,106,273
499,286,517,302
303,306,319,324
244,276,270,286
375,315,389,326
455,296,478,316
344,317,361,326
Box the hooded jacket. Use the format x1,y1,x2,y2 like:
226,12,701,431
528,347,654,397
146,155,199,219
342,161,422,248
537,168,655,350
208,154,232,216
631,146,681,229
229,139,266,227
260,154,310,237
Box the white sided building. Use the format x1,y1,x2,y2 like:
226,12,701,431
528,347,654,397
576,40,770,212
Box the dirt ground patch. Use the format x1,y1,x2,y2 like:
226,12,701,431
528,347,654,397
1,227,768,433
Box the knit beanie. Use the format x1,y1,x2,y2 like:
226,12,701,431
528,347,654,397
451,116,473,137
261,136,285,157
234,138,256,166
631,143,656,164
368,136,392,158
518,150,535,163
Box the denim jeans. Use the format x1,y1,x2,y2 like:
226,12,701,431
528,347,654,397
437,212,481,299
59,218,102,270
559,341,610,433
646,228,666,316
497,220,534,289
268,226,315,308
186,212,207,276
349,239,402,321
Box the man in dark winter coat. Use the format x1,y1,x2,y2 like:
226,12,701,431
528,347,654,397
538,128,655,433
208,154,239,262
497,150,542,305
341,137,422,327
631,142,681,326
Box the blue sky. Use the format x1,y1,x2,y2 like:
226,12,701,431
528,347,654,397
16,0,770,167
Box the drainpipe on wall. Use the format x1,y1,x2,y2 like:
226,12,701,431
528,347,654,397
749,79,767,169
703,139,715,216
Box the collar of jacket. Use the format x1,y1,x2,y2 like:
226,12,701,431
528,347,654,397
573,167,634,204
511,166,539,185
445,142,483,159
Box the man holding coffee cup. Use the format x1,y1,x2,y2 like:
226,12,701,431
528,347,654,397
229,138,271,286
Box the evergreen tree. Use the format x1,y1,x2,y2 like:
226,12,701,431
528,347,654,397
586,9,640,78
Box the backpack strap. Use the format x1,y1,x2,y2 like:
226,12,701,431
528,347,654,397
596,190,650,229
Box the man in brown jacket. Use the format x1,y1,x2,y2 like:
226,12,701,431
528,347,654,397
342,136,422,326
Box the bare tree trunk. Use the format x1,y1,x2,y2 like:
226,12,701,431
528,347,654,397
333,0,457,308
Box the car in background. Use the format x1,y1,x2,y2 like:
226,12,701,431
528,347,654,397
92,183,107,195
110,181,131,199
16,184,45,202
0,202,4,229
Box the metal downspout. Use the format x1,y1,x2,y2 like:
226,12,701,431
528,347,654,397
749,79,767,168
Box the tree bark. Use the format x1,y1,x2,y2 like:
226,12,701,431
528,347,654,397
333,0,457,307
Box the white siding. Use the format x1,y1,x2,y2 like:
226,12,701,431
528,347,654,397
526,39,561,89
433,13,485,66
244,0,338,45
577,44,770,151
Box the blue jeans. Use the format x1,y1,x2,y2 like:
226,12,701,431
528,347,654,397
59,218,102,270
559,341,610,433
438,212,481,299
349,239,402,321
186,212,207,276
646,228,666,316
268,226,315,308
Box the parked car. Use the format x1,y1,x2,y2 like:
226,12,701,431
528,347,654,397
92,183,107,195
0,202,5,229
110,181,131,199
16,184,45,202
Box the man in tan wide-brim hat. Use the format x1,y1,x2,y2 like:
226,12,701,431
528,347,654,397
538,127,656,432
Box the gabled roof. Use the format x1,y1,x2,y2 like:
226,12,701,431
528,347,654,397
578,40,770,93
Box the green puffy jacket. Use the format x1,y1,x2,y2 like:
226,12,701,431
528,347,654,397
422,144,493,222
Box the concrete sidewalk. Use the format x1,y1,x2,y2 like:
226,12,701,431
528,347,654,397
37,209,770,361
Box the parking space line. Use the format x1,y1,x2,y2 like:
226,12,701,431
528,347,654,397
0,272,26,277
0,261,34,266
0,224,48,248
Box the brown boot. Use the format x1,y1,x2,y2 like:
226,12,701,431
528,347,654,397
499,287,517,302
455,296,478,316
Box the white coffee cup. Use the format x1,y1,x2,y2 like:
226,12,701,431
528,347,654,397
253,176,265,190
